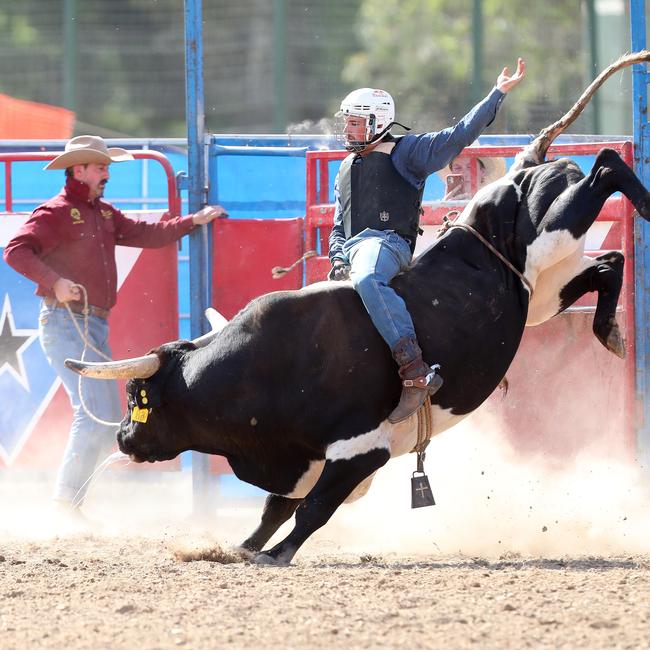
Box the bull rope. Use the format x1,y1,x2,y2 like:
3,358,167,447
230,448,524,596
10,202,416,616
412,398,433,456
64,284,122,427
438,217,534,297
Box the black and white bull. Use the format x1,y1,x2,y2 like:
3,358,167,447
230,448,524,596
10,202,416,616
66,51,650,565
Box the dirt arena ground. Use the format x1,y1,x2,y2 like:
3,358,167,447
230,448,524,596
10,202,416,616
2,421,650,649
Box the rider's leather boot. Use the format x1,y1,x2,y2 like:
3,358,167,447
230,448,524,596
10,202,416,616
388,336,443,424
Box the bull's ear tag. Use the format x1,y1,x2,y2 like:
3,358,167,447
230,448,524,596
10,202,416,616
411,451,435,508
131,406,149,423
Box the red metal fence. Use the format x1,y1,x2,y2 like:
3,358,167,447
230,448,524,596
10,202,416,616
1,150,181,217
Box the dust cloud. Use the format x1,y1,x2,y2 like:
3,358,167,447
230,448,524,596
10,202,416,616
316,413,650,559
1,411,649,563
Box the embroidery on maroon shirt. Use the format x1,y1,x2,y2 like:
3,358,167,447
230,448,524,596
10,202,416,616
70,208,84,225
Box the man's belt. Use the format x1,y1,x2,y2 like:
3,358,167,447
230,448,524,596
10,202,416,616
44,297,110,320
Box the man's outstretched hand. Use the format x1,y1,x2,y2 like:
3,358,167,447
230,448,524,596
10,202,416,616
496,58,526,93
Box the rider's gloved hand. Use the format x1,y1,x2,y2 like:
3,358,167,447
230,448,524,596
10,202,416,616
328,260,351,281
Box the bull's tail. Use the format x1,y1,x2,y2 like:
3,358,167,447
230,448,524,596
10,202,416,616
516,50,650,167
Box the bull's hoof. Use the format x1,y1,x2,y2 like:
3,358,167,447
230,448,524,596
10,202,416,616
636,195,650,220
233,546,255,561
251,552,291,566
597,323,625,359
606,329,626,359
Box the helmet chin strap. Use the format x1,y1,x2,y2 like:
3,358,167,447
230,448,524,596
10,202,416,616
371,120,411,143
346,121,412,153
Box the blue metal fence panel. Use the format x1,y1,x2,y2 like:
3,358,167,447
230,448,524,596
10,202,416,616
631,0,650,466
183,0,214,517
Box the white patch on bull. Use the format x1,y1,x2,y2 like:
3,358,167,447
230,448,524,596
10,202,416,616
385,404,467,457
451,176,521,231
524,229,585,293
526,252,597,326
326,428,390,462
327,404,466,463
335,404,465,504
283,458,325,499
282,405,466,500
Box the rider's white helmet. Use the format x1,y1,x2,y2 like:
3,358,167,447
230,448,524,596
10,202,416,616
335,88,395,152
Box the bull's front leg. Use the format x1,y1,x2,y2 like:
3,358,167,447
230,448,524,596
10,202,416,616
560,251,625,359
529,250,626,358
239,493,302,553
557,251,625,358
252,446,390,566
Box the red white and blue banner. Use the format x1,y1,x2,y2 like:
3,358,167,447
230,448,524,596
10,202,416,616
0,211,179,468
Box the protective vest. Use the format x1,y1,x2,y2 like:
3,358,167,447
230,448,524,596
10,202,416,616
338,144,424,252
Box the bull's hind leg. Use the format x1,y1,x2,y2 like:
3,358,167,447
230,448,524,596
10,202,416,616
544,149,650,238
557,251,626,358
592,148,650,219
239,494,302,553
253,447,390,566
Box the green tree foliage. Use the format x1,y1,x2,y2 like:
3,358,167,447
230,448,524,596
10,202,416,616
0,0,362,137
0,1,630,137
342,0,595,135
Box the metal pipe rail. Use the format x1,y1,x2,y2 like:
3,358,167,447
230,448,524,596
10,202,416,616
0,150,181,217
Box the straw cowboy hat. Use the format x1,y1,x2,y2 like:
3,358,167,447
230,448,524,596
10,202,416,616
44,135,134,170
436,153,507,185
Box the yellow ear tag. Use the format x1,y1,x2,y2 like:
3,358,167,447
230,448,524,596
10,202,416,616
131,406,149,423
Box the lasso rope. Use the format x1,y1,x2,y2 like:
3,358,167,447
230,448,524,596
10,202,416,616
271,250,318,279
64,284,122,427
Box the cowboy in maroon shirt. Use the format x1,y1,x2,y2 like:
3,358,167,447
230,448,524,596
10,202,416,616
4,135,225,310
3,135,226,523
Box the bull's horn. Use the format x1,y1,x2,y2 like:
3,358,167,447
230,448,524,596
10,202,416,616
192,307,229,348
206,307,228,331
64,354,161,379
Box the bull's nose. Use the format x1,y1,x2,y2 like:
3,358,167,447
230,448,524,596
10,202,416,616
117,430,134,455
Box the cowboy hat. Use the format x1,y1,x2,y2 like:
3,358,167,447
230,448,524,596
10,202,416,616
436,154,507,185
44,135,134,170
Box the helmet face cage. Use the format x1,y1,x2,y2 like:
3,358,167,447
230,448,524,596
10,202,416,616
335,112,376,152
335,88,395,153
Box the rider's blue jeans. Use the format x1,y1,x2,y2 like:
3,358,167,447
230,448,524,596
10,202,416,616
342,229,415,350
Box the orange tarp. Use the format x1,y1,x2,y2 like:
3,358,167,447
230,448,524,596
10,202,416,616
0,93,75,138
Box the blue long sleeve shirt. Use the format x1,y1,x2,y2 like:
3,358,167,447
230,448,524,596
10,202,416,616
329,86,506,262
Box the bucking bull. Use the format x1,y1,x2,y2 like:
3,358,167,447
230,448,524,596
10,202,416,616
67,52,650,565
